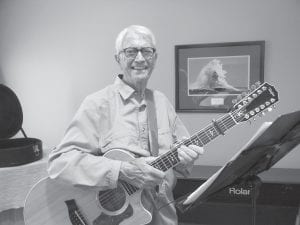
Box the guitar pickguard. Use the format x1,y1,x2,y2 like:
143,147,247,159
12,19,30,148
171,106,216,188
93,204,133,225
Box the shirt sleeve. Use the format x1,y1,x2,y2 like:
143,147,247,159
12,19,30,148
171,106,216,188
47,96,121,189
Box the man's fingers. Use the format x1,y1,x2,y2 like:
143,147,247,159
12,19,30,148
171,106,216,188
178,147,194,162
143,156,157,164
179,145,198,158
188,145,204,155
137,159,165,180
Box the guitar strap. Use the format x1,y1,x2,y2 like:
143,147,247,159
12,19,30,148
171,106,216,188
145,89,159,157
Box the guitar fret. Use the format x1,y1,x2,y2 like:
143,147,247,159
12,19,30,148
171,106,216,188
152,161,161,170
201,135,210,145
212,126,219,135
218,118,227,132
192,138,200,146
169,151,180,165
160,157,170,171
192,134,204,147
157,158,167,171
203,130,211,144
229,113,238,125
205,129,212,140
159,158,168,171
164,155,173,169
208,126,218,139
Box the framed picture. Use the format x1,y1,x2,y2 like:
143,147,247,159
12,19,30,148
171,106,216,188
175,41,265,113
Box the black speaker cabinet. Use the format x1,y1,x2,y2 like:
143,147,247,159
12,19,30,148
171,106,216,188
174,166,300,225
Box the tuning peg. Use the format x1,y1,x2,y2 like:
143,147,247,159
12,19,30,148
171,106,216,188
232,98,237,104
252,93,258,98
267,108,273,112
250,84,257,90
241,92,247,97
244,114,250,119
255,81,261,86
236,95,243,101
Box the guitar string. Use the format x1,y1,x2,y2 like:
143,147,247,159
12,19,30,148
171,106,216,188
97,110,240,204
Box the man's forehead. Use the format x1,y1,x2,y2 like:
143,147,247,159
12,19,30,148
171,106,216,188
122,32,154,48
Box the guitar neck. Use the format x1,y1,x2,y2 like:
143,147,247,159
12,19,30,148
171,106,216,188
150,112,238,172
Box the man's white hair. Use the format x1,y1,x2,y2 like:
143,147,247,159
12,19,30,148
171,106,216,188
115,25,156,54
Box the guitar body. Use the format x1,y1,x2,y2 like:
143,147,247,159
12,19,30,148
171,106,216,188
24,149,152,225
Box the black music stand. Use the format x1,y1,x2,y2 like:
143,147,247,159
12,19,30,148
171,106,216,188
175,110,300,225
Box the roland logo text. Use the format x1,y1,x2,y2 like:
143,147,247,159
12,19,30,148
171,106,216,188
228,187,250,196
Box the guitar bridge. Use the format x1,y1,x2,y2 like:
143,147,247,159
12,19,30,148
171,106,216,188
65,199,89,225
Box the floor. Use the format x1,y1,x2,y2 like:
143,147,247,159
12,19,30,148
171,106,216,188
0,208,204,225
0,208,24,225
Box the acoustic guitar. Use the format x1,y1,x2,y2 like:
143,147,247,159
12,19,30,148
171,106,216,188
24,82,278,225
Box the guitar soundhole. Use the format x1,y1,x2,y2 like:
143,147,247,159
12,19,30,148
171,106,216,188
98,184,126,212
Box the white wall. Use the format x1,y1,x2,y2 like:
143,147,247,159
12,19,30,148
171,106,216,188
0,0,299,168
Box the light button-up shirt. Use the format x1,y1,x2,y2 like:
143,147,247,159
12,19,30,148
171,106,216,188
48,75,190,190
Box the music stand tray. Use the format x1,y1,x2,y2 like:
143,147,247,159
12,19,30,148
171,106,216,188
176,110,300,212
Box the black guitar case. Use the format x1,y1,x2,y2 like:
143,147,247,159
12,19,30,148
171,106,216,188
0,84,43,167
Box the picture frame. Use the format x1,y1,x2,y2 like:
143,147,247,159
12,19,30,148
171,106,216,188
175,41,265,113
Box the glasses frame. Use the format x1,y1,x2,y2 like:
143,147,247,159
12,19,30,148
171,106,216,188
120,47,156,60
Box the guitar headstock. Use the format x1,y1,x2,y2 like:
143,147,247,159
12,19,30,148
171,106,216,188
232,82,279,123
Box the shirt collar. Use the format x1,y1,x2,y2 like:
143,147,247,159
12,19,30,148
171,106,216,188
114,74,136,101
115,75,147,104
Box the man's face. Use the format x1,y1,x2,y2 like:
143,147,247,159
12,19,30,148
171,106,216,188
116,32,157,89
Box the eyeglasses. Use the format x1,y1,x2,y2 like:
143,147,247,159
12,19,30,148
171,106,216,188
120,47,156,59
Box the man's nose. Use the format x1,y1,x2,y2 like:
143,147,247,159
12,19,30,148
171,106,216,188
134,51,146,61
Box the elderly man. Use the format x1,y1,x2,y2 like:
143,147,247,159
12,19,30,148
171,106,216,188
48,25,203,225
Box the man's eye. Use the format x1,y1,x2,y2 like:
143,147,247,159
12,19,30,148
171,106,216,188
143,50,152,54
126,49,137,54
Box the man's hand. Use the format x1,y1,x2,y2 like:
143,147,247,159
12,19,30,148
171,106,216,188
119,157,165,189
177,144,204,167
176,136,204,168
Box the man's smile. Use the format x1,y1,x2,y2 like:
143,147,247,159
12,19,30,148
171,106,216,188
131,66,148,70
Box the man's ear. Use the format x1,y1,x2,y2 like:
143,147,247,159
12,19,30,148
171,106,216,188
114,54,120,63
153,52,158,64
